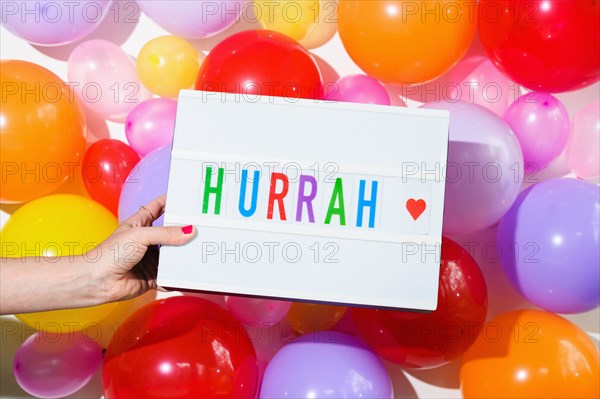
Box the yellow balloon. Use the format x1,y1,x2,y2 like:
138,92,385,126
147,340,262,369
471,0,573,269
299,0,338,49
287,302,346,334
0,194,118,332
255,0,320,41
93,291,157,349
137,35,201,98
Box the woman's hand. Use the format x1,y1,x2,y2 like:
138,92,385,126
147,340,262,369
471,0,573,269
91,195,195,303
0,195,195,315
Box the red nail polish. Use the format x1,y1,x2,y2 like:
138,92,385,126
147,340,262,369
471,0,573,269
181,225,193,234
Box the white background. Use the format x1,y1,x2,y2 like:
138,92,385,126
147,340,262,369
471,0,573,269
1,1,598,398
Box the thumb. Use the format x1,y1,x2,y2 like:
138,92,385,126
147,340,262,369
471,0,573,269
133,225,196,247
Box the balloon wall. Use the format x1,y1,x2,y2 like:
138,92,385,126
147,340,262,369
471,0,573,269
1,1,598,398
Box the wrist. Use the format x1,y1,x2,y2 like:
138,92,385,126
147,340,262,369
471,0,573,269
68,254,111,307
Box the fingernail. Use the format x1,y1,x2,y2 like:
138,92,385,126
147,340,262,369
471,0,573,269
181,225,193,234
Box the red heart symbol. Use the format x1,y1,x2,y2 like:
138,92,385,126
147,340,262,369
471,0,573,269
406,198,426,221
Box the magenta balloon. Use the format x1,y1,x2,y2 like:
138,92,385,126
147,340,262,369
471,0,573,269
567,100,600,179
125,98,177,156
225,296,291,325
137,0,246,39
1,1,112,46
497,178,600,313
67,39,152,122
446,55,513,117
504,92,570,171
118,145,171,226
326,74,391,105
422,101,523,235
13,332,102,398
260,332,393,399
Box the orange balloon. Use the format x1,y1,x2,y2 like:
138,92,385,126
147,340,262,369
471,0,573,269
287,302,346,334
54,158,89,198
1,60,86,203
338,0,477,84
460,310,599,399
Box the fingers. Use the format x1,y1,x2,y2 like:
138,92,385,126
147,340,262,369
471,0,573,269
131,225,197,247
120,195,167,229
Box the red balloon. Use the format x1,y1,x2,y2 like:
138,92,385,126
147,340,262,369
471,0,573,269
195,30,323,99
352,238,488,369
82,139,139,215
479,0,600,92
102,296,258,398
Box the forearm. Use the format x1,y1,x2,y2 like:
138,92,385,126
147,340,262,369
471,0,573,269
0,256,106,315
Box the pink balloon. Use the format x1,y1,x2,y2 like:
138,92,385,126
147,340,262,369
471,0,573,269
67,39,152,122
225,296,292,325
14,332,102,398
504,92,570,171
326,74,391,105
446,56,514,117
125,98,177,156
567,100,600,179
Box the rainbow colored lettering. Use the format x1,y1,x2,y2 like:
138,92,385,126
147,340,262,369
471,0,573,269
201,166,380,229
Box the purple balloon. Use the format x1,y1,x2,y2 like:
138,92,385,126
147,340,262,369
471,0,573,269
14,332,103,398
504,92,570,171
423,101,524,235
1,0,112,46
125,98,177,157
497,178,600,314
326,74,391,105
137,0,246,39
118,145,171,226
260,332,393,399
